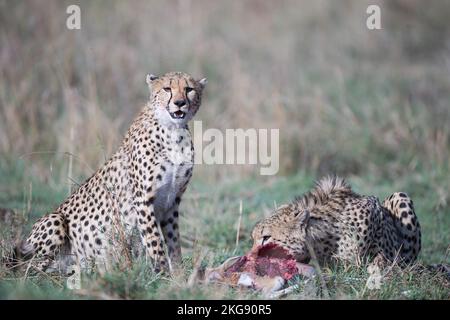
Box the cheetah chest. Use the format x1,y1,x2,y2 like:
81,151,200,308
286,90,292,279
153,161,192,213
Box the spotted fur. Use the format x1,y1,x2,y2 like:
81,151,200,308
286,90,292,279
252,176,421,267
19,72,207,273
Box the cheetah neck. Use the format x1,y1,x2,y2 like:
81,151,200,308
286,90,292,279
293,176,354,212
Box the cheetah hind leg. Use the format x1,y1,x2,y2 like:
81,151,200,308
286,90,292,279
382,192,421,265
18,213,71,273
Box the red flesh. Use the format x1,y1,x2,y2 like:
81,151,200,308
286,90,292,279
224,243,299,280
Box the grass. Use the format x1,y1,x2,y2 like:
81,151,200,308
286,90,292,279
1,0,450,299
0,162,449,299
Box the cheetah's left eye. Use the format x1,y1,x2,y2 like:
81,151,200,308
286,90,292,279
185,87,194,93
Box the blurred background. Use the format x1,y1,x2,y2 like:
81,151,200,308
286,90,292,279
0,0,449,260
0,0,449,299
1,0,450,181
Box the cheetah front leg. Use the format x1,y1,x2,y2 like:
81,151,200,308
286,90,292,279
161,201,182,265
135,202,169,273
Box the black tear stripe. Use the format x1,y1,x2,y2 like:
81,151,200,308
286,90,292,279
166,79,173,113
184,78,191,108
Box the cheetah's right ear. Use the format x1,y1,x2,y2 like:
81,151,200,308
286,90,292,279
198,78,207,89
146,74,159,86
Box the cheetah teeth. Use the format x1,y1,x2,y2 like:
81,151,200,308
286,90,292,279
170,111,186,119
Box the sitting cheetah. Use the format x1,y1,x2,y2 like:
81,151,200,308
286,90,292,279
252,176,421,267
17,72,207,273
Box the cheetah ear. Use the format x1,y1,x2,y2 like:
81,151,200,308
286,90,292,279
198,78,207,89
146,74,158,86
295,210,310,227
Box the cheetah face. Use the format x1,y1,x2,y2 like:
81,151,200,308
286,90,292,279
146,72,207,127
251,206,311,263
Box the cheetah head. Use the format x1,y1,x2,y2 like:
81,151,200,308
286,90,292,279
146,72,207,127
251,205,312,263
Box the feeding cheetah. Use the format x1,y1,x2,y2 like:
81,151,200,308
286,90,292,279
252,176,422,267
16,72,207,273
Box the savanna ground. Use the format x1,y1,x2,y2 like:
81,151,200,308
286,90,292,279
0,0,449,299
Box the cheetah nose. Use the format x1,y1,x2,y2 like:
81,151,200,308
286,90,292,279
174,99,186,107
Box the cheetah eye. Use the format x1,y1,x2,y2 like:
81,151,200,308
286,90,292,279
262,235,271,244
185,87,194,93
163,87,171,93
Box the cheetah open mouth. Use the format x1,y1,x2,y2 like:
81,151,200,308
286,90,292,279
170,110,186,119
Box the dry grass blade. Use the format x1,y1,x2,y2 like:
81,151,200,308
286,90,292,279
187,248,209,287
235,200,243,251
305,239,329,299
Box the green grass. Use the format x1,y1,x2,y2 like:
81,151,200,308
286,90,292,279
0,163,448,300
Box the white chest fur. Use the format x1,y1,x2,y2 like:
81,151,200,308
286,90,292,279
153,127,194,214
154,161,192,214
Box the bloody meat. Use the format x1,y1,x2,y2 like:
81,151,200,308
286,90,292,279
224,243,299,281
